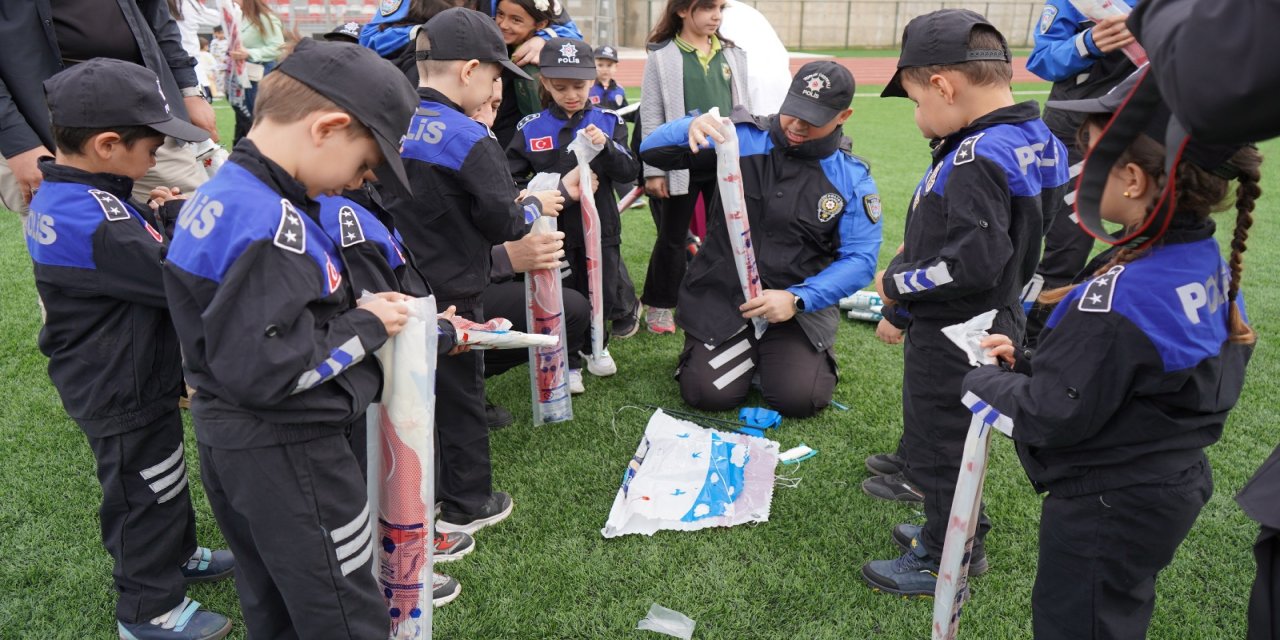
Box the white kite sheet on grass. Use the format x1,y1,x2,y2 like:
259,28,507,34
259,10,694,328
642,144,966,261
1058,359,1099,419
602,410,779,538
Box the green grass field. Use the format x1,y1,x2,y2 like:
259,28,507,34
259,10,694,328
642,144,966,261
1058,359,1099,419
1,86,1277,638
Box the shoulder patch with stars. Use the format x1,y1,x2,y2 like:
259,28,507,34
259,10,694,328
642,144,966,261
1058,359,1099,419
89,189,131,222
953,133,984,166
337,206,366,247
1078,265,1124,313
817,193,843,222
516,113,541,130
863,194,882,223
273,199,306,254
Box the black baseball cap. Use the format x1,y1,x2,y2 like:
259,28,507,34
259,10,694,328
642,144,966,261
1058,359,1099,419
594,45,619,62
416,7,531,81
275,38,418,195
539,38,597,80
323,21,362,44
881,9,1010,98
43,58,210,143
780,61,855,125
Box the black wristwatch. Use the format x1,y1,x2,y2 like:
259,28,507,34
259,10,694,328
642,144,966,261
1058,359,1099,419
793,294,805,312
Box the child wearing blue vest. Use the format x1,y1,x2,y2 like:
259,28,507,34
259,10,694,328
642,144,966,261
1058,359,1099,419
506,38,641,378
28,59,233,640
589,44,628,110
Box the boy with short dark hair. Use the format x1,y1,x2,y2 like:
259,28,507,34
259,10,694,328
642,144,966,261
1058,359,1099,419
163,39,420,636
589,45,628,110
28,58,232,640
859,9,1070,596
388,7,564,534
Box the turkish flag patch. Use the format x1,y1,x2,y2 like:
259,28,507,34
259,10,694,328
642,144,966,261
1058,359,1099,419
143,221,164,242
325,254,343,294
529,136,554,152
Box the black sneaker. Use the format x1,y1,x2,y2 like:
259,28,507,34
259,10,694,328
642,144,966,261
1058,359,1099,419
118,598,231,640
861,473,924,503
861,543,939,597
610,298,642,339
865,452,905,477
485,398,514,431
437,492,514,534
432,572,461,607
891,523,987,576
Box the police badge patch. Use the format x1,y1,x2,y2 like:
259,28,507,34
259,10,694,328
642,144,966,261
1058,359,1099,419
380,0,403,17
817,193,844,222
1039,5,1058,34
273,199,306,254
863,194,882,223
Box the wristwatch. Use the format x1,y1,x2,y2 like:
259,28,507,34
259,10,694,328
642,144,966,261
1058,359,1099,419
793,294,805,312
180,86,204,98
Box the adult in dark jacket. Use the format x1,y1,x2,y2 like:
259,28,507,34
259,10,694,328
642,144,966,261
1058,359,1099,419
0,0,218,211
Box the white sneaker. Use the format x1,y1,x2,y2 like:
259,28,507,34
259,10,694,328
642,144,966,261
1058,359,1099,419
582,348,617,377
568,369,585,394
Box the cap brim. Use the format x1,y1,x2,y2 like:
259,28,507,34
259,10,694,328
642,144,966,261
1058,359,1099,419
373,131,412,198
500,59,533,81
147,116,211,143
779,93,840,126
880,70,907,98
540,67,598,81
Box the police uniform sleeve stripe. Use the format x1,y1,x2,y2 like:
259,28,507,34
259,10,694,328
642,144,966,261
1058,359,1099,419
291,336,367,394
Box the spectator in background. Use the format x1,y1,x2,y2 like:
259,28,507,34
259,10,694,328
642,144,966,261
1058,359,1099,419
196,36,220,100
0,0,218,212
229,0,285,142
210,25,229,94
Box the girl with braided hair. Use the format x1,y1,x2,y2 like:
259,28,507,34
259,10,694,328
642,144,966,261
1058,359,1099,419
963,80,1262,640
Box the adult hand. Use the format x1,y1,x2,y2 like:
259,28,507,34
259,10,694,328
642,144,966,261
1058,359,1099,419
229,48,249,62
740,289,798,324
511,36,546,67
644,176,668,199
875,318,903,345
687,113,727,153
1090,15,1136,54
7,145,52,206
979,334,1016,366
582,124,607,146
147,186,184,211
183,96,220,142
358,291,411,337
505,230,565,273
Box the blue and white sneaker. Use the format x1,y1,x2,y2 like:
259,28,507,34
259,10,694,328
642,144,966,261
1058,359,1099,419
891,524,988,576
180,547,235,584
118,598,231,640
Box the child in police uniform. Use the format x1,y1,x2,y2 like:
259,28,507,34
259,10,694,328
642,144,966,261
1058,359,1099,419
639,60,882,418
506,38,641,378
589,44,628,110
163,40,419,636
28,59,234,640
386,8,564,535
860,9,1070,596
968,71,1262,639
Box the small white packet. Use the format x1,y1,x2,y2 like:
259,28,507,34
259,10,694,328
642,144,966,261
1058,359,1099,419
636,603,696,640
941,309,998,368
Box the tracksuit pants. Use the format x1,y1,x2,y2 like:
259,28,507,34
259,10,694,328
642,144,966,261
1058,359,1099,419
435,304,492,516
642,179,717,309
84,408,196,623
197,435,384,639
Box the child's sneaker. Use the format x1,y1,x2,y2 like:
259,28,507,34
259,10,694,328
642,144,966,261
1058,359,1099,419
610,299,642,339
118,598,231,640
437,491,514,535
583,348,617,377
434,530,474,562
860,542,938,597
568,369,585,395
484,397,514,431
180,547,235,584
645,307,676,334
861,472,923,503
865,452,906,477
433,572,461,607
891,524,987,576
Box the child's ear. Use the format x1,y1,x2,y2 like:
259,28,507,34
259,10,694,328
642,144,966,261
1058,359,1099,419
929,74,955,104
90,132,123,160
1121,162,1153,200
461,59,481,86
312,111,355,143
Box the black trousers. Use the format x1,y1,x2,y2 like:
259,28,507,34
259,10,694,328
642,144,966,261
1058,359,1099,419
482,279,591,377
902,313,1022,558
1249,526,1280,640
642,179,717,309
436,305,492,515
676,320,836,418
84,409,197,623
197,435,384,639
1033,461,1212,640
564,241,638,325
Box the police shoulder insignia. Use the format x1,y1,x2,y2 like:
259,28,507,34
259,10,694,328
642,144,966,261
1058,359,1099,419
1078,265,1124,313
380,0,403,17
1039,5,1058,34
817,193,844,222
516,113,541,130
337,206,366,248
862,194,882,224
88,189,131,222
273,199,306,254
953,133,984,166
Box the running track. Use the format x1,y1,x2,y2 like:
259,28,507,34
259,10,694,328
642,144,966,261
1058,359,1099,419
613,56,1041,88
